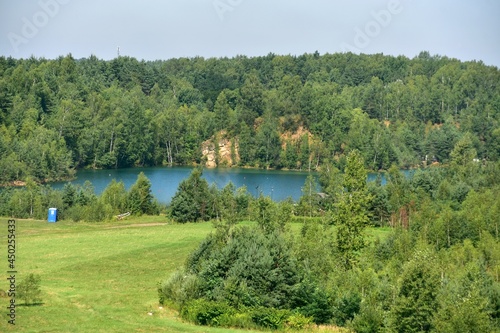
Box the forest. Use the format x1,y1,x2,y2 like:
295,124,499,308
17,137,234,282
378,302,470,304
1,51,500,332
0,51,499,184
2,146,499,331
157,150,500,332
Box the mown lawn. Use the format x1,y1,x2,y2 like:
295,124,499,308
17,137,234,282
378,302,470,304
0,216,261,332
0,216,389,332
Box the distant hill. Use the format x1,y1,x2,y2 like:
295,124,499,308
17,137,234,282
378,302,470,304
0,51,499,183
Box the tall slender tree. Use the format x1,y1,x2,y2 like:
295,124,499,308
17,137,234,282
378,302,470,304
334,150,372,269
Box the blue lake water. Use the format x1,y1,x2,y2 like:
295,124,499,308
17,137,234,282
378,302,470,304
49,167,397,204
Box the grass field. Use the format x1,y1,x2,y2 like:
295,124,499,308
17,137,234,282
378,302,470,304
0,216,388,332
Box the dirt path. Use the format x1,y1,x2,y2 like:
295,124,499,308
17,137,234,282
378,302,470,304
106,223,168,229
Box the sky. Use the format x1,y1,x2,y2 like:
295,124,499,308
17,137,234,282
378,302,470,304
0,0,499,67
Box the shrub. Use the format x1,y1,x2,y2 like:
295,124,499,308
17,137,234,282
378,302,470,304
291,278,333,324
180,299,234,327
18,273,42,305
218,311,255,329
250,306,291,330
158,270,199,308
333,292,361,326
285,313,314,330
349,304,384,333
65,204,86,222
184,226,302,310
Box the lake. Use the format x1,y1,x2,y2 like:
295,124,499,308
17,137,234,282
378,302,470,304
49,167,394,204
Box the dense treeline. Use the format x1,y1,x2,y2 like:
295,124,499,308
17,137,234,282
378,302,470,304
0,172,160,221
1,51,499,184
159,150,500,332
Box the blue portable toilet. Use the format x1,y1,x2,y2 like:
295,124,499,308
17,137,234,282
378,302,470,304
48,208,57,222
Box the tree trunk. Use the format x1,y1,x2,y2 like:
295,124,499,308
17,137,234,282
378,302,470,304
166,141,173,166
447,224,450,248
109,130,114,153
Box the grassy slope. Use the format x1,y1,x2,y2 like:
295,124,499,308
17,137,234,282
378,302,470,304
0,217,388,332
0,217,256,333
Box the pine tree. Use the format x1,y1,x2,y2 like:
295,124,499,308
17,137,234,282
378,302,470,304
170,168,212,222
127,172,156,215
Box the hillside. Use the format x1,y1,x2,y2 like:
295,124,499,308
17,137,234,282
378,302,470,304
0,51,499,183
0,217,257,332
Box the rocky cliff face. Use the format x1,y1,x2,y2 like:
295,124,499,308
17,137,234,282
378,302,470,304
202,133,239,168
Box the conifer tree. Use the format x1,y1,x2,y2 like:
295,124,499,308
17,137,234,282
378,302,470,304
170,168,212,222
127,172,156,215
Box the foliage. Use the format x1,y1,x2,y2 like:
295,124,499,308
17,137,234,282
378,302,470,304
291,277,334,324
334,150,372,268
158,270,200,308
2,51,500,332
169,168,212,222
390,249,440,333
2,173,160,222
127,172,158,215
157,154,500,332
297,174,321,217
332,292,361,327
18,273,42,305
432,262,497,333
1,53,499,184
180,299,235,327
249,306,291,329
284,313,314,330
195,226,300,309
295,219,335,282
179,299,312,330
161,222,337,329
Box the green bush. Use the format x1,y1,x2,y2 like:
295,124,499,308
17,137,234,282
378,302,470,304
66,204,86,222
191,226,300,309
291,278,333,324
249,306,291,329
158,270,199,308
217,311,255,329
179,299,315,330
180,299,234,327
18,273,42,305
285,313,314,330
333,292,361,326
349,304,384,333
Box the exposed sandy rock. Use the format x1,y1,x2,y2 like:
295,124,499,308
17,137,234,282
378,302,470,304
202,132,240,168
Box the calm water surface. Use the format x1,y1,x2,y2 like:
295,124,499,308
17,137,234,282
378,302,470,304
50,167,395,204
50,167,314,204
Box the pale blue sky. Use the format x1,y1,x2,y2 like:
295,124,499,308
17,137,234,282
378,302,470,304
1,0,499,67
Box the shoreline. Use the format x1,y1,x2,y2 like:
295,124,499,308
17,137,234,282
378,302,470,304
0,162,441,188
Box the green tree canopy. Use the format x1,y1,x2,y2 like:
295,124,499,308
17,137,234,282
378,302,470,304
334,150,372,269
127,172,157,215
170,168,212,222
